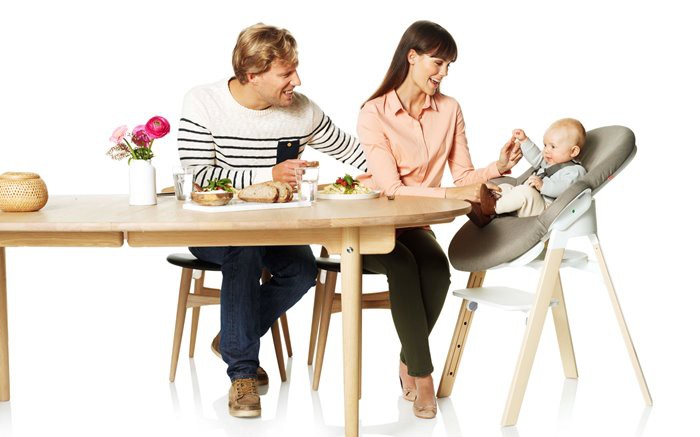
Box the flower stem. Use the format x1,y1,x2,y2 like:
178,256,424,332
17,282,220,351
123,138,137,159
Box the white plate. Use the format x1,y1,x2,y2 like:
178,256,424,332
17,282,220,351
183,199,312,212
316,191,380,200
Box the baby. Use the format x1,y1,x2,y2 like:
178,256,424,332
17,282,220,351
468,118,587,227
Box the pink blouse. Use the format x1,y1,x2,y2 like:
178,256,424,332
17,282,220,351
357,90,501,197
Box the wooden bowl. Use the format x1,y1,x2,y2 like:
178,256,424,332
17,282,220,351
191,190,234,206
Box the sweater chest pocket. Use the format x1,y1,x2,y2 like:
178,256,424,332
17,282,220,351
276,140,300,163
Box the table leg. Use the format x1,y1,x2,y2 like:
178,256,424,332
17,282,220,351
341,228,361,437
0,247,9,401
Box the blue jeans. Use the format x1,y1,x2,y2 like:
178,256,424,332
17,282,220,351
189,245,316,381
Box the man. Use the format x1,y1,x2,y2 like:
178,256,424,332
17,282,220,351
177,23,366,418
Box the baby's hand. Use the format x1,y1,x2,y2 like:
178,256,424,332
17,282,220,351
527,175,543,191
512,129,528,143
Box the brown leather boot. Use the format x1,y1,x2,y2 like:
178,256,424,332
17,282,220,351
480,184,497,215
229,378,261,418
467,185,498,227
212,333,269,386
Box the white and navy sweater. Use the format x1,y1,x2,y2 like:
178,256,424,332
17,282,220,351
177,78,367,188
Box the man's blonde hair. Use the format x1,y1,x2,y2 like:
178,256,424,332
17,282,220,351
232,23,298,84
550,118,586,148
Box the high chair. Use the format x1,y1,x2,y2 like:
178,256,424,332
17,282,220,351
437,126,652,426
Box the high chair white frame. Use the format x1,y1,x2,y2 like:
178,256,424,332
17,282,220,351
437,189,652,426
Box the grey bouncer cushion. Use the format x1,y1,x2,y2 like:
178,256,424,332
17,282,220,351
449,125,636,272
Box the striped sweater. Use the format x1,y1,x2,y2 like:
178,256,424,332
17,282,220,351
177,78,367,188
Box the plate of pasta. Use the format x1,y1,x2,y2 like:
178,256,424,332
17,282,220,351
317,174,380,200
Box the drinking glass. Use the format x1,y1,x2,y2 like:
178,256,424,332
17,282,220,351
295,166,319,202
172,166,194,201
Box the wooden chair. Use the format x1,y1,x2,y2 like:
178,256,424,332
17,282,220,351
307,247,390,390
438,126,651,426
167,253,292,382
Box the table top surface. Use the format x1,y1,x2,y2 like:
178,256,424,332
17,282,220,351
0,195,470,232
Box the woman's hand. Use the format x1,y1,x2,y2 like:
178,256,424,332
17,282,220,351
496,139,522,174
446,183,501,203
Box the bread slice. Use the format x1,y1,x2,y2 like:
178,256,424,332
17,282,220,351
265,181,293,202
238,183,279,203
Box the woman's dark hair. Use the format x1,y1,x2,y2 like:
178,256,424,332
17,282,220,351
364,21,458,105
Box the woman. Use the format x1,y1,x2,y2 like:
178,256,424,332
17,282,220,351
357,20,521,419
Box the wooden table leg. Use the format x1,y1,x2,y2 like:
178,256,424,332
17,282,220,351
341,228,361,437
0,247,9,401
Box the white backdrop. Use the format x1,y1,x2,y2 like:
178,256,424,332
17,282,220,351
1,1,698,436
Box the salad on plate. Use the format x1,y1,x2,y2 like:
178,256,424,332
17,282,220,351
320,174,373,195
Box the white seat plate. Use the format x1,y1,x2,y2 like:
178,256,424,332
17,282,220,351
453,286,558,311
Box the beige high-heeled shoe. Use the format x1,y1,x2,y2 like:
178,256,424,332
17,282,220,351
413,374,437,419
399,376,418,401
399,362,417,401
412,397,437,419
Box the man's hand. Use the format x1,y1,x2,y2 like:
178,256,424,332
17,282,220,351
526,175,543,191
496,138,523,174
272,159,308,187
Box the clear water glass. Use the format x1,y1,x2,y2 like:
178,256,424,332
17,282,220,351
172,166,194,201
295,166,319,202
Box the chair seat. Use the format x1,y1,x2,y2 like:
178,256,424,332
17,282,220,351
449,215,547,272
315,257,378,275
166,253,221,271
453,286,558,312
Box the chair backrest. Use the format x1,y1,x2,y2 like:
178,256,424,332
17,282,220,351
448,125,637,272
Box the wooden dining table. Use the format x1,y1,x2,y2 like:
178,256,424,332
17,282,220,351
0,194,468,436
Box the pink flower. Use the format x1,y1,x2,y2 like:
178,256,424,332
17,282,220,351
110,125,128,144
132,125,152,148
145,115,170,139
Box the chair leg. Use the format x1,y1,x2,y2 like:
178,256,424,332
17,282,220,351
270,319,287,382
170,268,193,382
280,312,293,357
590,235,652,405
312,270,337,390
502,247,565,427
437,271,485,398
189,271,205,358
550,273,578,378
307,270,326,365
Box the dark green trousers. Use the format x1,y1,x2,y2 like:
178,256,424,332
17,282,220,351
363,228,451,377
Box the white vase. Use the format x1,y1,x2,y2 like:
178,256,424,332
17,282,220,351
129,160,157,205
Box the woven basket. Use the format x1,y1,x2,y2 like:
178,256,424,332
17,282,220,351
0,172,49,212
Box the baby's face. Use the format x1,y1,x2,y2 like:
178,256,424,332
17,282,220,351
542,127,580,165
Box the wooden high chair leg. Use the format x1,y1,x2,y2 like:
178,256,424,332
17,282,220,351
590,235,652,405
550,273,578,378
270,319,287,382
437,271,485,398
312,270,337,390
280,313,292,357
189,271,205,358
307,271,326,365
502,248,565,427
170,267,193,382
